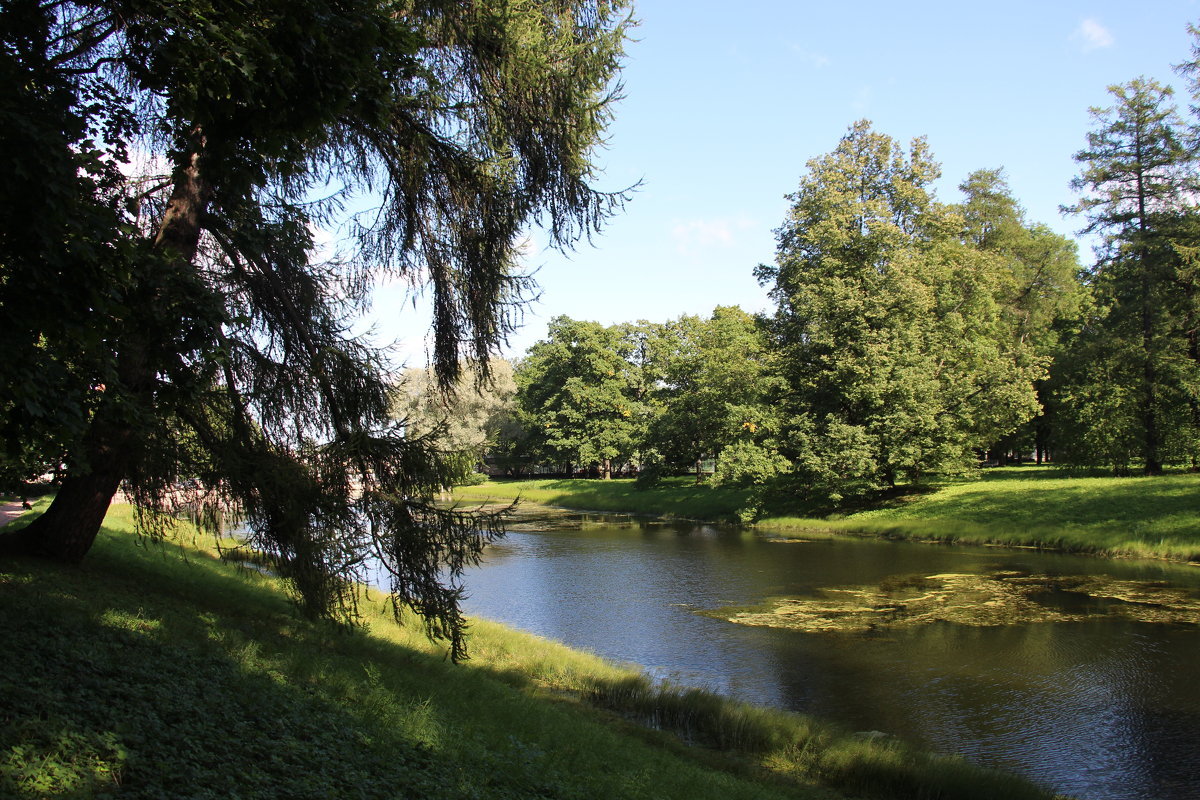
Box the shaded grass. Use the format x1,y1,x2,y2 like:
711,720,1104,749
0,505,1060,799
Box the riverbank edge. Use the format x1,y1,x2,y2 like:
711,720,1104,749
753,516,1200,565
0,502,1059,800
451,477,1200,565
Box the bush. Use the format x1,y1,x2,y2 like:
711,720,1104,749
634,450,666,490
459,471,489,486
710,442,790,489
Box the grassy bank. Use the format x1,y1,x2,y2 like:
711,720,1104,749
454,468,1200,562
453,476,752,521
0,503,1057,799
762,467,1200,562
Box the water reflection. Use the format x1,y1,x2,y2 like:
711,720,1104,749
455,512,1200,800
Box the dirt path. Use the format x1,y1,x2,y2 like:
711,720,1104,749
0,500,30,528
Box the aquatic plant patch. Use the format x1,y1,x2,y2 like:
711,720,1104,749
709,571,1200,633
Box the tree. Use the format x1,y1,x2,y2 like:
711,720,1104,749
1063,78,1195,473
392,360,517,478
0,1,137,493
758,121,1044,502
957,169,1085,464
644,307,781,483
0,0,631,659
513,316,642,478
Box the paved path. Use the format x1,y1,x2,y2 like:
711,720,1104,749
0,500,30,528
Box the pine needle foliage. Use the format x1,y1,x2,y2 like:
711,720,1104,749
0,0,633,659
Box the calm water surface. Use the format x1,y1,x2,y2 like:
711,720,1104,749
458,510,1200,800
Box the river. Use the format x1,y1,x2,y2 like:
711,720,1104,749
456,508,1200,800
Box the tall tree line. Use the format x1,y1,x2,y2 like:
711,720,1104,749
1054,66,1200,474
493,25,1200,504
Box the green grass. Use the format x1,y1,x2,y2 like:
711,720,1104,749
455,468,1200,562
0,503,1059,800
758,467,1200,562
454,476,752,521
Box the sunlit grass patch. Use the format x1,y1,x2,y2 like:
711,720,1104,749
454,476,753,521
755,468,1200,562
463,469,1200,562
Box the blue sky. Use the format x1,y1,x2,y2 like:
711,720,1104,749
367,0,1200,367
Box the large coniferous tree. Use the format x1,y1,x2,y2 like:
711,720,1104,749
1064,78,1195,474
0,0,630,659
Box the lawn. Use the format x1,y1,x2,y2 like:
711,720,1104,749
766,467,1200,562
453,475,752,520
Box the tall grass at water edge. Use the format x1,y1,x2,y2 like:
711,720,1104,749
0,501,1060,800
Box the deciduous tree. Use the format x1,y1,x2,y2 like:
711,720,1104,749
514,316,641,478
759,121,1044,502
957,169,1084,464
645,307,781,483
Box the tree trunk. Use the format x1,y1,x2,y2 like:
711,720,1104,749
1135,163,1163,476
0,456,126,562
0,136,210,563
1034,382,1050,466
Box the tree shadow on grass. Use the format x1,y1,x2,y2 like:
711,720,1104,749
0,512,1060,800
0,557,449,799
0,520,811,800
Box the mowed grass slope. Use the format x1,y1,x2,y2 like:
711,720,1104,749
0,503,1057,800
766,468,1200,562
455,468,1200,562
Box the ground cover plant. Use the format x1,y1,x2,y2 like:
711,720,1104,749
0,503,1058,800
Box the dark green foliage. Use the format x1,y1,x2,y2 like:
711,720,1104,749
505,308,783,485
514,316,645,477
1057,76,1200,472
0,0,135,480
0,0,632,659
644,307,783,481
957,169,1085,465
760,121,1046,503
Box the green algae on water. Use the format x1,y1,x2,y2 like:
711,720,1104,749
707,571,1200,633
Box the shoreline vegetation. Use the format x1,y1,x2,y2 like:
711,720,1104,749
451,466,1200,564
0,501,1059,800
448,465,1200,566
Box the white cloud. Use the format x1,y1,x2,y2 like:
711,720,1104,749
1073,18,1114,52
670,217,756,255
789,44,830,69
851,85,873,114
